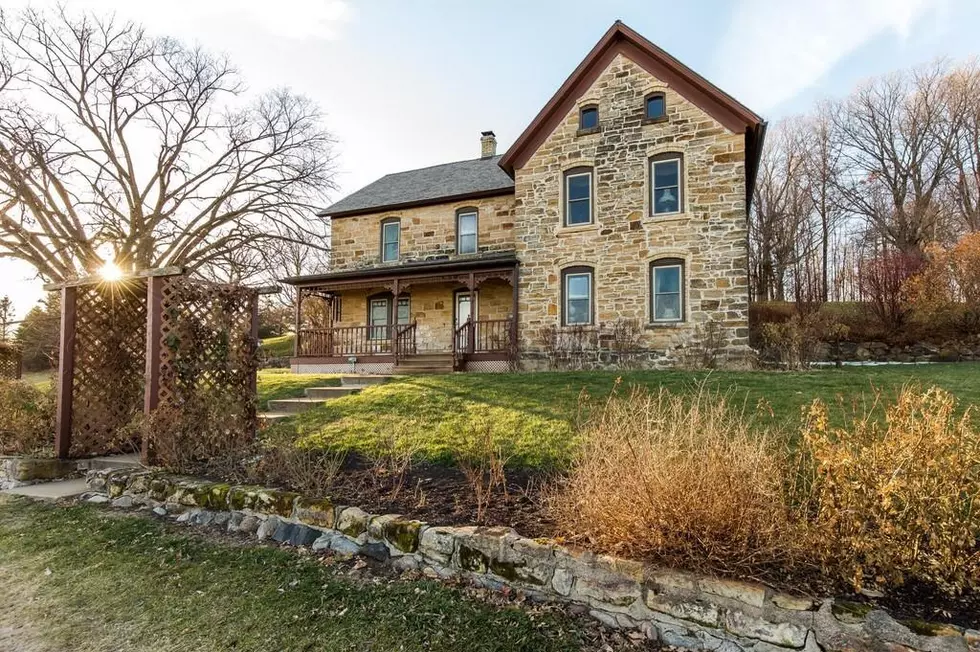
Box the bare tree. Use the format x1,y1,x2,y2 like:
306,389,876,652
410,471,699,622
833,61,966,254
0,7,335,282
749,121,813,301
946,60,980,233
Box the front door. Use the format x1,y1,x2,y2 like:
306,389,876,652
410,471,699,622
455,291,477,352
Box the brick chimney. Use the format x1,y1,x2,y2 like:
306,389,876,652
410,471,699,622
480,131,497,158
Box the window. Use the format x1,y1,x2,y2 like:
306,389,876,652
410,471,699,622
456,209,478,254
396,297,411,325
651,259,684,322
562,266,594,326
645,92,666,121
367,293,411,339
381,219,400,262
579,106,599,130
564,168,593,226
651,154,683,215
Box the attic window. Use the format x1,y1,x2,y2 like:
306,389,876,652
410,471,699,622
645,92,666,122
579,106,599,131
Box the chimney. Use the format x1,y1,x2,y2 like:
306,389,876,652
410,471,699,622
480,130,497,158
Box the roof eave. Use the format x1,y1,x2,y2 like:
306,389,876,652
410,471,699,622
499,20,764,176
317,186,515,219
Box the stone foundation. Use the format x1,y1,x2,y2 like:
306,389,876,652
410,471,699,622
82,468,978,652
0,456,77,490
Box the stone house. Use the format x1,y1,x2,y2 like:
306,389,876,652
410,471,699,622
284,21,766,374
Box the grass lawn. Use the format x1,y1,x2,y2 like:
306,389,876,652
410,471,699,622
0,497,628,652
257,367,339,404
259,333,295,358
21,370,53,391
258,364,980,468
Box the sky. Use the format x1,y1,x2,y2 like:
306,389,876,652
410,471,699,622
3,0,980,320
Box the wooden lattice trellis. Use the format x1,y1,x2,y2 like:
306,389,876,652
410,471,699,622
0,343,22,380
51,269,262,461
68,282,147,456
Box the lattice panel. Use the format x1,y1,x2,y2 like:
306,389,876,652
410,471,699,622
71,281,147,457
465,359,513,374
157,277,258,455
0,344,21,380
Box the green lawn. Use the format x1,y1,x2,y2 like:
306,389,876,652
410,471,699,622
258,364,980,469
259,333,295,358
257,368,339,405
0,497,622,652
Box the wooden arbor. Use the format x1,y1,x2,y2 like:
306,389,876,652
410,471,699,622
47,268,266,462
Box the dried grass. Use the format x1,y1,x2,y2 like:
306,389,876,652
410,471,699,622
0,380,54,456
549,384,799,575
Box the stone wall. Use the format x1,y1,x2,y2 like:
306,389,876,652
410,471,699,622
84,468,978,652
1,456,81,489
329,194,517,272
513,52,752,369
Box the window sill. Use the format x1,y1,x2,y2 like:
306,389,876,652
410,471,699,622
555,223,600,236
642,116,669,126
646,211,689,223
644,321,686,330
576,126,601,137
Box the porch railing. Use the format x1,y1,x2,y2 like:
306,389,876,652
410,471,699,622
453,318,516,367
298,323,418,358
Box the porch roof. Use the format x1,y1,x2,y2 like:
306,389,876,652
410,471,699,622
281,251,518,289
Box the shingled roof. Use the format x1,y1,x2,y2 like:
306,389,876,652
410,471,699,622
318,155,515,218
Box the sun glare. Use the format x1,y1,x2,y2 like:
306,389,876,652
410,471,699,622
99,260,124,282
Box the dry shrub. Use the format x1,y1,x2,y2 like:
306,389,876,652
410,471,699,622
454,420,513,523
367,425,421,501
799,386,980,594
256,424,345,498
0,380,54,456
907,234,980,333
761,313,848,369
145,397,256,480
550,386,797,575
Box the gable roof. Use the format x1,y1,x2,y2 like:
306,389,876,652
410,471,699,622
498,21,767,203
319,155,514,218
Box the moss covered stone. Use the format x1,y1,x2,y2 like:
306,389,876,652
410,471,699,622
831,601,873,623
336,507,369,538
254,490,299,517
900,619,963,637
227,485,262,511
294,497,335,528
147,477,174,502
459,545,490,573
382,519,422,554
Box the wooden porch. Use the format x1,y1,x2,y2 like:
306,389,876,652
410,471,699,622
284,253,519,372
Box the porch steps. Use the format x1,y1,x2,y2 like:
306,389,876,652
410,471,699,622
393,352,455,375
258,375,393,418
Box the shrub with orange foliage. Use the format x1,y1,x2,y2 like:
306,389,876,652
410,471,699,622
799,386,980,594
907,232,980,330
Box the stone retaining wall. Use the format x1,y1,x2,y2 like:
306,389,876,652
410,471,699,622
0,456,77,489
84,468,979,652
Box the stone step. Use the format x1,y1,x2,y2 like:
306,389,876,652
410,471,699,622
266,398,327,414
396,355,454,365
258,413,293,425
304,386,361,400
1,478,90,500
393,365,454,375
76,454,142,471
340,374,393,387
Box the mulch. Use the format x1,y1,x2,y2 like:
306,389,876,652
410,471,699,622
315,455,980,630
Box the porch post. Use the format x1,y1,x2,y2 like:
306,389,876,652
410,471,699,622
293,288,303,357
54,286,77,459
392,279,400,358
511,265,519,360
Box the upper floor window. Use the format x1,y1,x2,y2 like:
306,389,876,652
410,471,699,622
456,209,478,254
651,258,684,322
651,153,683,215
562,266,594,326
579,105,599,131
564,167,593,227
381,218,400,262
645,92,666,121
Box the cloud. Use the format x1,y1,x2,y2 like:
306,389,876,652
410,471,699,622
712,0,944,112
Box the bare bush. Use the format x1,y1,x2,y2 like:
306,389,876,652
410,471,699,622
367,426,421,502
454,421,513,523
680,319,727,369
0,379,53,455
549,386,798,576
799,386,980,594
257,425,345,498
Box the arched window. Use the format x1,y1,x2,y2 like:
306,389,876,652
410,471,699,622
579,105,599,131
650,258,685,323
650,153,683,215
645,92,667,121
456,207,478,254
380,218,400,262
563,166,594,226
561,266,594,326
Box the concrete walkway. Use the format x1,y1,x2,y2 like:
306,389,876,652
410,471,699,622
1,478,90,500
